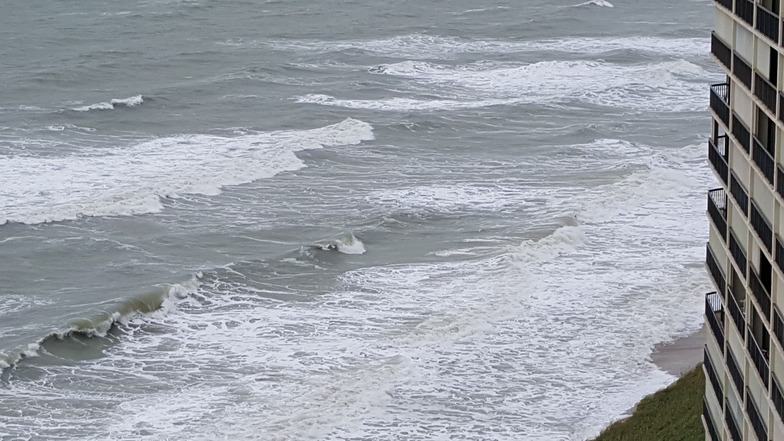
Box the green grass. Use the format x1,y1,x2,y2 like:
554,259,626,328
591,365,705,441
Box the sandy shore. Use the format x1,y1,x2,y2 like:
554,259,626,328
651,325,705,376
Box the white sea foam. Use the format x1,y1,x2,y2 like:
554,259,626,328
314,232,367,255
73,95,144,111
298,59,717,112
0,118,374,225
269,34,706,59
0,139,712,441
574,0,614,7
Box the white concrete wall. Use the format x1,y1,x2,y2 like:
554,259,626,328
715,9,734,46
710,229,729,276
736,25,755,62
754,173,776,222
732,145,752,190
731,205,751,255
757,39,772,81
733,85,754,127
747,370,770,428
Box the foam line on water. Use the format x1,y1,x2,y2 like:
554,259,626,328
297,59,718,112
0,118,374,225
266,34,707,58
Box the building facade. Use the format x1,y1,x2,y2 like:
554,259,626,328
705,0,784,440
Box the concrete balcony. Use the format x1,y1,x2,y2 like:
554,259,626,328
752,136,775,185
750,201,773,253
757,4,780,43
709,135,730,185
710,32,732,71
710,83,730,127
708,188,728,242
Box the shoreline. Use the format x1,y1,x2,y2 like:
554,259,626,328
650,325,705,377
589,326,706,440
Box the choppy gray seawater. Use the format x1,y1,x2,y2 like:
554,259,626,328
1,0,719,439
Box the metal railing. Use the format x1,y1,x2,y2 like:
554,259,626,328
716,0,733,9
703,398,720,441
708,189,728,241
778,165,784,198
777,236,784,276
773,376,784,425
747,332,770,386
725,404,742,441
730,173,749,216
746,390,769,441
704,348,724,402
749,266,772,321
706,292,725,351
780,92,784,124
708,137,730,185
727,288,746,332
752,137,776,185
757,4,780,43
732,114,751,153
734,54,753,90
736,0,755,25
710,33,732,71
706,243,727,295
755,73,778,115
729,231,748,276
774,308,784,352
750,201,773,252
727,347,744,395
710,83,730,127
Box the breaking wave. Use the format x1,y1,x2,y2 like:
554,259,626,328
0,118,374,225
73,95,145,112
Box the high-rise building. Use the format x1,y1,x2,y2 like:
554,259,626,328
705,1,784,440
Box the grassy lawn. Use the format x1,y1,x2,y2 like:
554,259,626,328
591,365,705,441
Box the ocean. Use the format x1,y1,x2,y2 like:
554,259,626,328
1,0,719,439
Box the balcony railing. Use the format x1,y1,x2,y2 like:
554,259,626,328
777,236,784,275
749,266,772,321
757,4,780,43
773,376,784,425
716,0,733,10
746,390,769,441
704,348,724,402
780,93,784,124
778,165,784,198
747,332,770,386
774,308,784,352
727,287,746,332
732,114,751,153
704,399,720,441
729,230,747,277
736,0,755,25
710,33,732,71
755,73,778,115
710,83,730,127
726,405,742,441
752,137,776,185
727,348,744,395
708,189,728,241
730,173,749,216
750,201,773,252
706,243,727,295
706,292,725,351
734,54,753,90
708,135,730,185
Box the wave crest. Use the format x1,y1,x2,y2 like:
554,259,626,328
73,95,144,112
